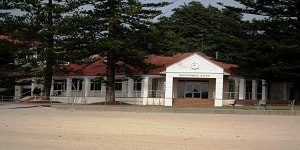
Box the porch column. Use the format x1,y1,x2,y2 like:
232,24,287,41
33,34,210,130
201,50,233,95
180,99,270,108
239,79,246,100
215,76,223,107
234,79,239,100
141,77,149,98
127,78,133,97
164,75,173,106
101,77,106,97
66,78,72,97
31,77,38,96
261,80,267,100
50,80,54,96
15,86,22,99
251,80,257,100
84,77,90,97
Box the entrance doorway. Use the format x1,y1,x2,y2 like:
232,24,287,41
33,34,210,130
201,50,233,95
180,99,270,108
177,80,209,99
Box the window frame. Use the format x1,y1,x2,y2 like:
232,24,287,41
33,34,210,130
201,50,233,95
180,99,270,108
115,79,123,91
72,79,83,91
133,79,142,91
90,79,102,91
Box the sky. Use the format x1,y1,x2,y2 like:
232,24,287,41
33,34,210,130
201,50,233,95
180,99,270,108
143,0,264,21
2,0,263,21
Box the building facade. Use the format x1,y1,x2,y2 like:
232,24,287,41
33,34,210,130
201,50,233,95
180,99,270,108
15,53,294,106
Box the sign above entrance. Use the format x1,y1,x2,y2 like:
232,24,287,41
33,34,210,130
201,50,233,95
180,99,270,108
179,74,210,78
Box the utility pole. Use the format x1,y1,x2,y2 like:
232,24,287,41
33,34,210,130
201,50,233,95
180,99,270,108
198,34,204,51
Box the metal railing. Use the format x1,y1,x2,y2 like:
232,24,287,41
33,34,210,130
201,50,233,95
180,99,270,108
51,90,165,98
214,92,264,100
0,96,17,102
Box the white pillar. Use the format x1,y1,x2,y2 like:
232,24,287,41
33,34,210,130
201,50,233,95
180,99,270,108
141,77,149,98
251,80,257,100
15,86,22,99
101,77,106,97
234,79,239,100
66,78,72,97
50,79,54,96
239,79,246,100
127,78,133,97
84,77,90,97
215,76,223,107
31,77,38,96
142,77,149,105
164,75,173,106
261,80,267,100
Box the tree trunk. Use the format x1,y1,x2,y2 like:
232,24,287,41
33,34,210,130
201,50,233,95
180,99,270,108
42,0,54,100
43,62,53,100
105,50,116,102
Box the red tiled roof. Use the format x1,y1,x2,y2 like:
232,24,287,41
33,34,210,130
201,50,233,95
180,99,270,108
145,53,195,74
54,58,107,76
54,53,237,76
0,35,40,46
0,35,20,44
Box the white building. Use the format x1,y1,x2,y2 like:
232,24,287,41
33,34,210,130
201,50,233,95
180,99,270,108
50,52,266,106
16,52,293,106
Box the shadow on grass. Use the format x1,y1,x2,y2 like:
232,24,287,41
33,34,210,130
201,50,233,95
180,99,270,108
172,105,300,111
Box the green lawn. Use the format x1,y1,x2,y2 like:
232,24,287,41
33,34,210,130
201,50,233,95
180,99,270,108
173,105,300,111
221,105,300,110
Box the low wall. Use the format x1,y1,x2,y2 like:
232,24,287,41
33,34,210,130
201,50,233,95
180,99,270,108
223,99,235,106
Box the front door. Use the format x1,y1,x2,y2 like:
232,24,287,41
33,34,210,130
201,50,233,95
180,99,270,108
178,80,209,99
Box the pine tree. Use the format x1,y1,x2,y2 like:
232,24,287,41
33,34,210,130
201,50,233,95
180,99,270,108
156,1,245,61
233,0,300,100
0,0,85,100
232,0,300,80
65,0,169,102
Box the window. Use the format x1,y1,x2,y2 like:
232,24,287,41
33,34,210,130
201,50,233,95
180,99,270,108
53,80,66,91
90,79,101,90
72,79,83,91
115,79,122,91
229,80,235,92
53,80,66,96
228,80,235,99
246,80,252,99
133,79,142,91
151,79,159,98
177,81,209,99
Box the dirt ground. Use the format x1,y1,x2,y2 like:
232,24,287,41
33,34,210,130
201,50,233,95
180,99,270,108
0,106,300,150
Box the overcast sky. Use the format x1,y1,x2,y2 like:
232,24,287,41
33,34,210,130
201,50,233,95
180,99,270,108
143,0,263,21
2,0,263,21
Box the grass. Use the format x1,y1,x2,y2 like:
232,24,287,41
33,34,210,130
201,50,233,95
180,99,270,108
172,105,300,111
221,105,300,111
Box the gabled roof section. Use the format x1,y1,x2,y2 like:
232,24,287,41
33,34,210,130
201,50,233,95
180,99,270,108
145,53,195,74
199,53,238,75
54,52,237,76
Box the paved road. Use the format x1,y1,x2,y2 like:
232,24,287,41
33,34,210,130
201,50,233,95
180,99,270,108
0,103,50,109
1,106,300,150
0,102,299,116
